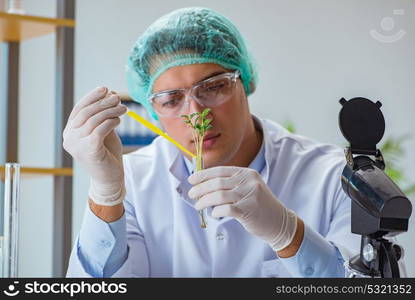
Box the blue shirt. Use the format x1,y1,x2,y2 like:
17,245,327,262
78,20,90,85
67,115,364,277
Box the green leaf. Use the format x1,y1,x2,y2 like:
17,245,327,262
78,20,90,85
283,121,296,133
385,167,404,182
201,108,211,117
181,110,214,159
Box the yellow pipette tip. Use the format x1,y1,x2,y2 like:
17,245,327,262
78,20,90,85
125,109,196,158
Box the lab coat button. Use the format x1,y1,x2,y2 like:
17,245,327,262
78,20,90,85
304,267,314,276
176,187,182,195
216,232,225,241
101,240,112,249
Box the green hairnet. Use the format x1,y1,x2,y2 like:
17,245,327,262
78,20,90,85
126,7,258,120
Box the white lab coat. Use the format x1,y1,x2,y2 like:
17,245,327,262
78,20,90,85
67,115,406,277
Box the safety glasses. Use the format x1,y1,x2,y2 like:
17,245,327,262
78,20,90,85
150,70,240,118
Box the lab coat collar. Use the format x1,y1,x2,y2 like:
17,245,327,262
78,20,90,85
251,113,271,184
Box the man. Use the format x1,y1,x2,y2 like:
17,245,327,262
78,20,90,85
65,7,373,277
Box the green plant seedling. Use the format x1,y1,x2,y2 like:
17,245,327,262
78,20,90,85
181,108,213,228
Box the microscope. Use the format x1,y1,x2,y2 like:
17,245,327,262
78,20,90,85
338,97,412,278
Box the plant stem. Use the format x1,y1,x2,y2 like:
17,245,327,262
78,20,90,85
196,134,206,228
181,109,212,228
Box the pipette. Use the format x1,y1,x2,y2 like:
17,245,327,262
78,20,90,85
125,109,196,158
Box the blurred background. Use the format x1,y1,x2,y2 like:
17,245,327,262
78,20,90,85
0,0,414,277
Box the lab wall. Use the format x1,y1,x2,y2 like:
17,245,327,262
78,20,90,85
13,0,415,277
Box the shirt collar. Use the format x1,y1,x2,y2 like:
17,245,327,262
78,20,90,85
252,113,272,184
249,115,266,175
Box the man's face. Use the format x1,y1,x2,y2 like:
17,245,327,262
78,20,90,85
152,63,251,168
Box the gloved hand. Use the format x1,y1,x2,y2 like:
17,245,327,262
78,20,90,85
188,166,298,251
63,87,127,206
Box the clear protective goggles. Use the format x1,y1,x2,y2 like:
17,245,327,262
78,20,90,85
150,70,240,118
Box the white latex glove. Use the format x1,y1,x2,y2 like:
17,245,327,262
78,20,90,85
188,166,298,251
63,87,127,206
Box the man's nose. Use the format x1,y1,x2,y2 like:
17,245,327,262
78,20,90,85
185,95,214,124
186,94,205,114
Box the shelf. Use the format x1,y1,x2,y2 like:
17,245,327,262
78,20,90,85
0,166,73,180
0,11,75,42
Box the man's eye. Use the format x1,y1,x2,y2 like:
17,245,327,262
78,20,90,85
205,82,226,91
202,79,228,92
206,84,224,91
162,98,181,108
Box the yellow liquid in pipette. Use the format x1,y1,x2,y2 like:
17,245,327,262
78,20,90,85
126,110,196,158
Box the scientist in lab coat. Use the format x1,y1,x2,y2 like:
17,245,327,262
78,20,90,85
64,7,404,277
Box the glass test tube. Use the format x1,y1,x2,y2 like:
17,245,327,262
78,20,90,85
2,163,20,277
192,157,207,228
